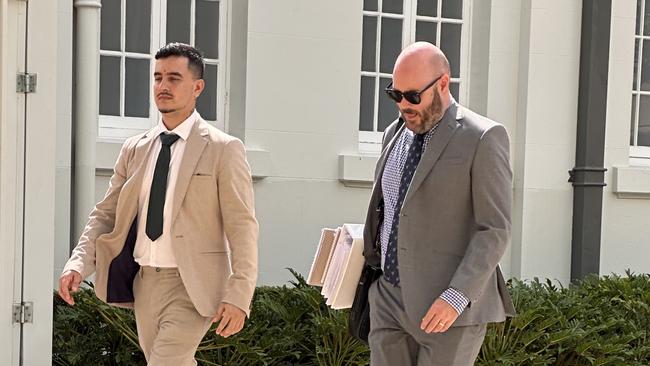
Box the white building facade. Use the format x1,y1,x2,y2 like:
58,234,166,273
1,0,649,364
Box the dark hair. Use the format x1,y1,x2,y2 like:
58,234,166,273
155,43,205,79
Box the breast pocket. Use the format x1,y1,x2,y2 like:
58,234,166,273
189,173,215,183
192,171,213,178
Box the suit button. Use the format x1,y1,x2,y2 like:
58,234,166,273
155,267,161,272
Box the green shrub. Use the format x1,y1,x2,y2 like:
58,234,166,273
478,271,650,366
53,269,368,366
53,284,143,365
54,270,649,366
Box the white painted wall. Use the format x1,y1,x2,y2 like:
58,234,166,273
81,0,650,291
509,0,582,285
229,0,371,284
601,0,650,276
0,3,646,366
485,0,522,279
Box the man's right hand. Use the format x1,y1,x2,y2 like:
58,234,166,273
58,270,82,305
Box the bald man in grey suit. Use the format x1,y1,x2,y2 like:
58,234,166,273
362,42,516,365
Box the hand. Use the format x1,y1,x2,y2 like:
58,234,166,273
58,270,82,305
420,298,459,333
211,302,246,338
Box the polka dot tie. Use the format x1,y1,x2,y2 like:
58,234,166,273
384,132,425,286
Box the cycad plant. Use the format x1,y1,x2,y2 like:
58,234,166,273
478,272,650,366
54,270,649,366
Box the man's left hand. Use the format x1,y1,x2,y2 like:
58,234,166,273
211,302,246,338
420,298,459,333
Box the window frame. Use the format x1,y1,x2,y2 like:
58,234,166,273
359,0,471,152
631,0,650,159
98,0,229,142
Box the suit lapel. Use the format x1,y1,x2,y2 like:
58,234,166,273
171,119,208,224
370,121,407,206
376,121,406,185
122,131,157,219
403,103,461,207
132,131,157,171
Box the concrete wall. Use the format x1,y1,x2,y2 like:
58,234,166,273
243,1,370,284
83,0,650,291
1,1,646,364
485,0,522,279
507,0,582,285
91,2,489,287
90,1,370,286
602,0,650,276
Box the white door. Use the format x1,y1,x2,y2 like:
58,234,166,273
0,0,29,364
1,0,57,364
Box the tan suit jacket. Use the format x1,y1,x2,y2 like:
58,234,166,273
63,117,258,317
363,102,516,326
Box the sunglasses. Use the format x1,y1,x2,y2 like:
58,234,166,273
384,75,443,105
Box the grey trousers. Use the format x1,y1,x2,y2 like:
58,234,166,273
368,276,487,366
133,266,213,366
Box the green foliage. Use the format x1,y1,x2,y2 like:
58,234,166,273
54,271,649,366
53,270,368,366
52,282,144,366
477,271,650,366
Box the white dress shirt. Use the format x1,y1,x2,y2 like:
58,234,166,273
133,110,198,267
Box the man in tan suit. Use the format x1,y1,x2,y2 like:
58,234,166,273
362,42,515,365
58,43,258,365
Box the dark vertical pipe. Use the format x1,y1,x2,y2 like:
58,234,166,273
569,0,611,281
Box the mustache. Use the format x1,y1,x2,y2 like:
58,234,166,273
400,108,419,115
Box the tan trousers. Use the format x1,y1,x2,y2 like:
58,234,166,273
133,266,213,366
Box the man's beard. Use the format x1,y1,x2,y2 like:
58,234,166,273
402,90,444,134
158,108,177,114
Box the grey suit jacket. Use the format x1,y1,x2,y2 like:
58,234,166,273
363,102,516,326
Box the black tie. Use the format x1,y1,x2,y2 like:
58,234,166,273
146,133,181,241
384,133,425,286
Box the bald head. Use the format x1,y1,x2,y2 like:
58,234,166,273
394,42,450,78
389,42,452,134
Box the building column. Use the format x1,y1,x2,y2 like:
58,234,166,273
73,0,101,240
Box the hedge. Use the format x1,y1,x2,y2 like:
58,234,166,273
53,269,650,365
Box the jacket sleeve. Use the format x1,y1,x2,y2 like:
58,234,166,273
62,140,131,280
218,139,259,316
449,125,512,303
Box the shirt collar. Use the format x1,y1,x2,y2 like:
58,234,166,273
154,109,198,141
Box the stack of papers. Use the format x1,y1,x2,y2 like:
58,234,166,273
308,224,365,309
307,228,340,286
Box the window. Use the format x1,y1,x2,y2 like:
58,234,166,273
99,0,227,141
359,0,468,147
631,0,650,158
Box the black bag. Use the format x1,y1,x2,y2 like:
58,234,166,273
349,118,401,343
348,264,382,343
